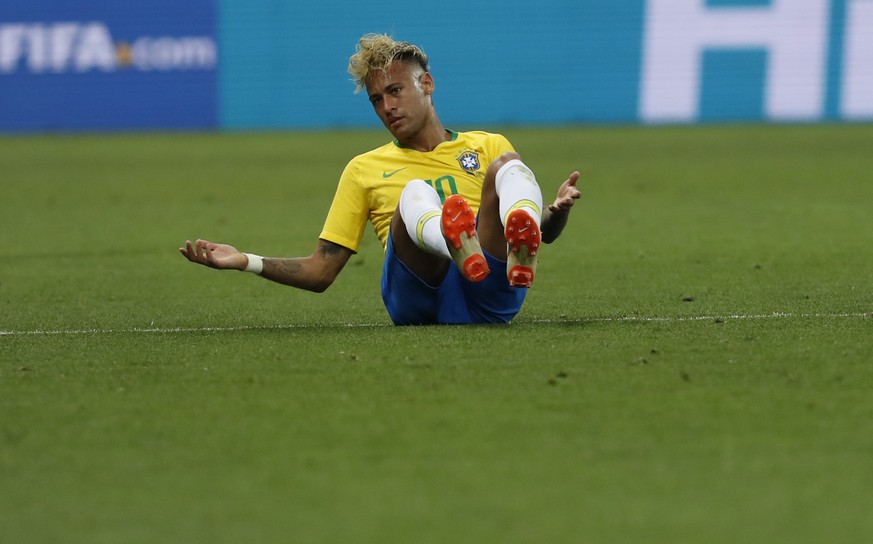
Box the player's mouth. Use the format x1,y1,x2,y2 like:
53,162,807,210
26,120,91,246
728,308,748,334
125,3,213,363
387,115,403,129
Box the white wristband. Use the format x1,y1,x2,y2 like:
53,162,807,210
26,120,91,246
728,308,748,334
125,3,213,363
243,253,264,275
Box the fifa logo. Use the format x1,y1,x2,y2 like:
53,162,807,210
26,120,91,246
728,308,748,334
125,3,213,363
0,22,217,74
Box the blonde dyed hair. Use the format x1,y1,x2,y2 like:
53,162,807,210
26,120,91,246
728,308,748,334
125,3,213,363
348,34,429,93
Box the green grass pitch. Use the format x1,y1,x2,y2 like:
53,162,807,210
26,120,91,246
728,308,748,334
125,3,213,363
1,124,872,543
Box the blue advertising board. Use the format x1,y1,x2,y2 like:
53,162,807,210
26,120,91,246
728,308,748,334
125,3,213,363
1,0,871,132
216,0,648,130
0,0,217,131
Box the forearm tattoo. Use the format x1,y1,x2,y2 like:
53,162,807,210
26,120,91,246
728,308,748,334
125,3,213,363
318,241,344,258
261,241,347,289
266,258,302,276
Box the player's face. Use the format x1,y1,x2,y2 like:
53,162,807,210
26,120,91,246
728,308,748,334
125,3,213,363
365,61,434,142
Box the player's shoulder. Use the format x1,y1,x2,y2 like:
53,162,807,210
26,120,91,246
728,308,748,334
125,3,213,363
455,130,512,147
349,140,397,161
455,129,507,141
340,141,404,182
454,130,514,154
342,140,397,171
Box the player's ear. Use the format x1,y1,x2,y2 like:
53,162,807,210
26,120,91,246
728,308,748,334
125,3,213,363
419,72,434,96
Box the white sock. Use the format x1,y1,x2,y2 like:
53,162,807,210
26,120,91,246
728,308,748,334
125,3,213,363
495,159,543,228
399,179,451,259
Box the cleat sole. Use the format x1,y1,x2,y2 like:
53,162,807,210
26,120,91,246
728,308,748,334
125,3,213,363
442,195,490,283
505,209,541,288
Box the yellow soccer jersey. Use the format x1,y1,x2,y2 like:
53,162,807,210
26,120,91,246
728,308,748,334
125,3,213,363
320,130,515,252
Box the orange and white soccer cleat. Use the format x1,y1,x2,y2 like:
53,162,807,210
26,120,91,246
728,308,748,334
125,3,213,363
505,208,541,288
441,194,490,282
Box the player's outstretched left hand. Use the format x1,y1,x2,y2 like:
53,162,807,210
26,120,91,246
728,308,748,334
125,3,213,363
179,239,247,270
549,171,581,213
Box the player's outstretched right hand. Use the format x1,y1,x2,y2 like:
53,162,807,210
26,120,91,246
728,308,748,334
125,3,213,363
179,239,247,270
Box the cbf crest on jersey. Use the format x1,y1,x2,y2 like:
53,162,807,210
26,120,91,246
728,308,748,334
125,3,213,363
456,150,480,173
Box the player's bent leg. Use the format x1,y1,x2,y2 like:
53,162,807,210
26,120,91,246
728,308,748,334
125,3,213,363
399,179,452,259
390,213,450,287
441,194,490,283
475,153,519,260
484,154,544,288
393,180,456,286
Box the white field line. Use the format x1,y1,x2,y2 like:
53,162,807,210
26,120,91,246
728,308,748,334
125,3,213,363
0,312,869,337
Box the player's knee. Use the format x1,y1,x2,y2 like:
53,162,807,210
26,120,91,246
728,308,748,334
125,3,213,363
400,178,433,197
486,152,522,179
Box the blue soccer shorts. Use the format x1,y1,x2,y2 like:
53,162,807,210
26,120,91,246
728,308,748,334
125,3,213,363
381,234,527,325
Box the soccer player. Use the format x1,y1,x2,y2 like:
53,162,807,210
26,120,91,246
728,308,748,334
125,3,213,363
180,33,581,325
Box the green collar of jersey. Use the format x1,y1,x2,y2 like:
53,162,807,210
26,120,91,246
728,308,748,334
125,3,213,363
393,129,458,149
